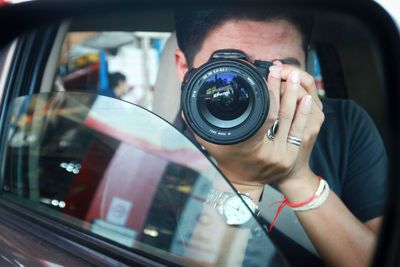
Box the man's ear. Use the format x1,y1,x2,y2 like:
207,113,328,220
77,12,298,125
175,49,189,82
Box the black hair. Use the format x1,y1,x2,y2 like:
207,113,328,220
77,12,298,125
174,7,313,67
108,72,126,89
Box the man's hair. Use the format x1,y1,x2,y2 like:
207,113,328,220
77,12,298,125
108,72,126,89
175,7,313,67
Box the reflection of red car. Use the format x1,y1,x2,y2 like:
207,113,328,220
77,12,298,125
0,0,8,7
66,141,168,243
63,62,99,92
4,92,270,266
0,0,32,7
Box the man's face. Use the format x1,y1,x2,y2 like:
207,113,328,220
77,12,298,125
114,80,130,98
176,18,306,157
192,19,305,69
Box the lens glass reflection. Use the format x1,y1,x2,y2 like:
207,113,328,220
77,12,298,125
199,73,250,121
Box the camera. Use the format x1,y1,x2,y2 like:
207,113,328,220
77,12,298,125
181,49,272,145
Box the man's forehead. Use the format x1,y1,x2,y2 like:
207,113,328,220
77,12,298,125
215,19,296,37
201,19,304,66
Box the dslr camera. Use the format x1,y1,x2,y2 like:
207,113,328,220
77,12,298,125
181,49,272,145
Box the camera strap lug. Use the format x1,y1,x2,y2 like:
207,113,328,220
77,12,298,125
254,60,273,77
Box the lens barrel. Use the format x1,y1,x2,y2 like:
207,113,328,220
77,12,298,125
182,58,270,145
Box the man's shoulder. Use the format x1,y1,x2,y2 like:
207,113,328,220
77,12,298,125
321,98,364,117
318,98,376,138
319,98,375,132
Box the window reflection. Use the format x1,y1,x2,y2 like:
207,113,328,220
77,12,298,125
2,92,281,267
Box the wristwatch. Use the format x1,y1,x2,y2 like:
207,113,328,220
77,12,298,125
205,189,260,226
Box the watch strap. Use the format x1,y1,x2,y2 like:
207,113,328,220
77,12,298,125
205,189,232,211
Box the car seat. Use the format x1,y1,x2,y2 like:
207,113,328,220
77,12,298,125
152,32,181,123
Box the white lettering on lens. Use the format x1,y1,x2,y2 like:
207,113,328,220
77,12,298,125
209,129,217,134
211,68,228,74
218,132,226,136
247,77,255,86
204,68,229,79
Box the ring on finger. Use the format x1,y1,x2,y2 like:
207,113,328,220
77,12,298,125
267,118,280,141
287,135,302,147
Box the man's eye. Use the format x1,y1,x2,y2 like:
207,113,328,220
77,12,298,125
280,58,301,66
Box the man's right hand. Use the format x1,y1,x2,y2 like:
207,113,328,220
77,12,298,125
192,65,324,190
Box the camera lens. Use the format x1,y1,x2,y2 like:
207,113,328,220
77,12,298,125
181,56,270,145
198,73,252,128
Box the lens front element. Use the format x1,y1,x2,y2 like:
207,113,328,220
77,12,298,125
182,60,269,145
198,73,252,127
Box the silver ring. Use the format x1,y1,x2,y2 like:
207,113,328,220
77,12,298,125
287,135,302,147
267,118,279,141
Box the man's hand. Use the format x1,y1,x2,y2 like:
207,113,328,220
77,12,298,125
195,63,379,267
194,63,325,195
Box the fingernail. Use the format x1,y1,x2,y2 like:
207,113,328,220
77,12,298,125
290,71,300,83
304,95,312,112
269,65,282,72
273,60,282,66
270,69,281,79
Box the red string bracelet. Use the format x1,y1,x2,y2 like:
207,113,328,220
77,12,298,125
269,176,322,232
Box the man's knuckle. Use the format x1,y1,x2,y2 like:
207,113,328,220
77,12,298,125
309,124,319,134
315,113,325,126
278,110,292,120
300,108,311,116
302,133,311,143
291,124,302,135
256,150,268,163
267,155,279,166
304,76,315,88
320,113,325,123
280,159,292,170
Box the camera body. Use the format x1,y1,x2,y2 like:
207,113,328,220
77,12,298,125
181,49,272,145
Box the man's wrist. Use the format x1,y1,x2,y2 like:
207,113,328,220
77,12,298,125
231,183,264,204
218,164,264,203
276,168,321,203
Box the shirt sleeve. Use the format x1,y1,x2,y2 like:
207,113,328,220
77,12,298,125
340,100,388,222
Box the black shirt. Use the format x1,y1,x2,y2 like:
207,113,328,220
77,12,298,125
311,98,387,222
175,98,387,222
174,98,387,265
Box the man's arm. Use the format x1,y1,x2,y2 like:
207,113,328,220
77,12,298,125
276,170,379,267
219,63,385,267
365,217,382,234
229,171,381,267
275,78,386,267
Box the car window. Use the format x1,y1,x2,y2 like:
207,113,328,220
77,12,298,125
1,92,285,266
0,5,394,267
0,40,17,100
54,31,170,111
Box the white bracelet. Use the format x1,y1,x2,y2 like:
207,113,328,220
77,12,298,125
291,179,330,212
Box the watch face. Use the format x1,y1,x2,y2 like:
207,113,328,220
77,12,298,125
222,194,256,225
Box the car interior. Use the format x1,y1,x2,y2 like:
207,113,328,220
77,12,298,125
0,3,395,267
39,9,389,142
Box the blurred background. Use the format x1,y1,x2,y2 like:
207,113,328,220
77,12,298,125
56,31,171,110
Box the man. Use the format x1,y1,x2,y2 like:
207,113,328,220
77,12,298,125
106,72,131,99
173,7,387,267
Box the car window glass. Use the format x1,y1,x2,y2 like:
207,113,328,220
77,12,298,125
55,31,170,111
0,6,392,267
1,92,285,267
0,40,17,99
